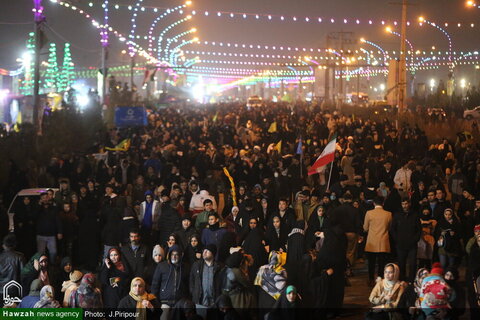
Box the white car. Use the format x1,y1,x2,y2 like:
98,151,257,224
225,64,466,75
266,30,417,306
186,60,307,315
463,106,480,120
7,188,58,232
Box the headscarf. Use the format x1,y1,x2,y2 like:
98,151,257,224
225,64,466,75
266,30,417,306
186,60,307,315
108,247,125,272
33,285,61,308
382,263,400,291
254,251,287,300
60,256,72,269
37,255,50,285
21,252,42,276
286,285,297,295
288,220,305,237
128,277,156,320
73,273,103,308
414,268,428,293
28,279,43,297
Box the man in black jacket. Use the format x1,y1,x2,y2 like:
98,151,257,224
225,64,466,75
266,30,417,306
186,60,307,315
331,193,363,273
158,190,181,246
36,195,62,263
121,229,148,278
0,234,24,307
151,245,188,309
275,199,296,233
390,198,421,282
189,244,223,318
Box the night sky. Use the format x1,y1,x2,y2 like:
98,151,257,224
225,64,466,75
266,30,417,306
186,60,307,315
2,0,479,84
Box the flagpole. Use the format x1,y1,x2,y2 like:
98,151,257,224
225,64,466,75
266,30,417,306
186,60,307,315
299,137,303,178
300,153,303,179
326,157,334,191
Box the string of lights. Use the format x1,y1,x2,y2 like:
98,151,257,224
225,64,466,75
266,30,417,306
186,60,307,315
83,2,480,29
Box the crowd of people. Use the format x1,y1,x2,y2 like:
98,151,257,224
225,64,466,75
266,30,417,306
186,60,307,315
0,102,480,320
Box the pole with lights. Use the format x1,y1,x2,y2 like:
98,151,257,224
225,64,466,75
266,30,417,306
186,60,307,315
397,0,407,113
418,16,455,97
101,0,109,103
33,0,45,133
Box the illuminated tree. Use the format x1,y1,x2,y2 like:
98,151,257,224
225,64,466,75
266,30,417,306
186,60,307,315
44,42,59,92
58,43,74,92
20,32,36,95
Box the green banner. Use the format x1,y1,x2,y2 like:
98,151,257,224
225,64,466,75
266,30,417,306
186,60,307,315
1,308,82,320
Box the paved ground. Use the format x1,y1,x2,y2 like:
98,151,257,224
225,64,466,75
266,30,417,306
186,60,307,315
341,260,371,319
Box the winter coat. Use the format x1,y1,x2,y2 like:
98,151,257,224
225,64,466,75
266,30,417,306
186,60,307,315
390,211,421,250
364,206,392,253
158,202,181,245
99,262,131,308
150,261,188,305
201,225,227,249
117,294,161,319
121,244,149,278
139,200,161,230
189,259,223,305
0,248,24,295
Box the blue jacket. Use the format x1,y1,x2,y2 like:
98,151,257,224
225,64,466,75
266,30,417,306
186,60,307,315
201,225,227,249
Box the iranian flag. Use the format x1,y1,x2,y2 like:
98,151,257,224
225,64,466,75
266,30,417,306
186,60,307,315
308,134,337,176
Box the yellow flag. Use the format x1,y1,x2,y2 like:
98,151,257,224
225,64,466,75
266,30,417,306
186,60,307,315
274,140,282,154
223,167,237,206
268,121,277,133
105,139,131,152
13,111,22,132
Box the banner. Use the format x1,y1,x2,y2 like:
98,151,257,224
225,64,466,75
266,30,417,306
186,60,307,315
114,106,147,128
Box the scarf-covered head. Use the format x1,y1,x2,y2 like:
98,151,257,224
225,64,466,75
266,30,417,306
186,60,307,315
34,285,60,308
108,247,125,272
21,252,43,276
129,277,156,320
382,263,400,291
414,268,428,293
75,273,101,308
28,279,43,297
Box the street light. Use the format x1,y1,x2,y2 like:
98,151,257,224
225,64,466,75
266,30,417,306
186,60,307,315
466,1,479,8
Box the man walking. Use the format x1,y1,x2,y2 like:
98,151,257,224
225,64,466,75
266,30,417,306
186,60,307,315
390,198,421,281
363,196,392,286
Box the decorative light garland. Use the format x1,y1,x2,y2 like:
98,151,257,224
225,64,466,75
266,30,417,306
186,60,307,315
418,17,455,71
157,15,192,60
164,28,197,60
147,3,189,54
84,2,479,29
